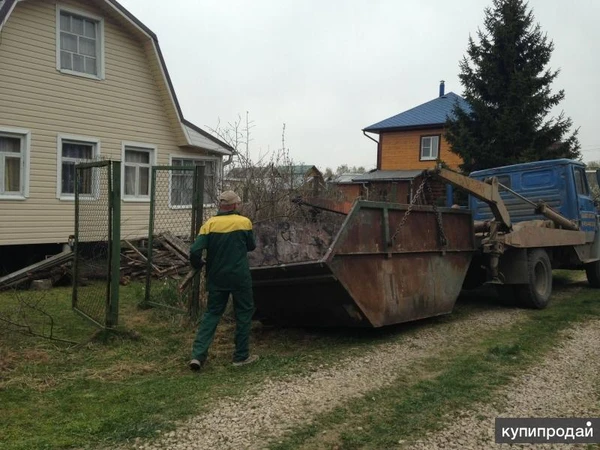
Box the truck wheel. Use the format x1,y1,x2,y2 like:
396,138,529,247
515,249,552,309
585,261,600,288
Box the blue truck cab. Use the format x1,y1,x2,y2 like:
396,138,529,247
455,159,600,307
469,159,599,234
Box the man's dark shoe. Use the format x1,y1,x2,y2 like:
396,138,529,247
189,359,203,372
232,355,259,367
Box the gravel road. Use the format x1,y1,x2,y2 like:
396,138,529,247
131,307,523,450
407,319,600,450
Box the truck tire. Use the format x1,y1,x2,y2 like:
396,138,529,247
585,260,600,288
515,249,552,309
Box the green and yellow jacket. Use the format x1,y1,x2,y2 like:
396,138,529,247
190,210,256,291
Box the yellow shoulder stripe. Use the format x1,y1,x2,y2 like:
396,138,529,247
199,214,252,235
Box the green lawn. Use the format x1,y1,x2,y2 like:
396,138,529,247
0,281,459,450
0,274,597,450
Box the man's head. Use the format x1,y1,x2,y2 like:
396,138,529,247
219,190,241,211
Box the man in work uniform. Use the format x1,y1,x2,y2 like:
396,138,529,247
189,190,258,371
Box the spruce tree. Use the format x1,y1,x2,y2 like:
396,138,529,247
445,0,580,173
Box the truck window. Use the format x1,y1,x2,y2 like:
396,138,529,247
497,175,511,189
574,168,589,196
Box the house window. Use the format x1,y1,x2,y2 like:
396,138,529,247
57,8,104,78
171,158,218,207
58,136,98,198
123,145,155,200
0,129,30,199
420,135,440,161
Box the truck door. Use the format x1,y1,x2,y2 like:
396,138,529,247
573,166,597,232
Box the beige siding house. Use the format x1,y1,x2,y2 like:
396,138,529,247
0,0,232,246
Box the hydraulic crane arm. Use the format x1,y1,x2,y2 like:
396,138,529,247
425,166,512,230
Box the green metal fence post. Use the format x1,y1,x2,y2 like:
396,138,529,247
144,167,158,306
72,167,80,309
108,161,121,328
192,165,205,240
189,165,205,320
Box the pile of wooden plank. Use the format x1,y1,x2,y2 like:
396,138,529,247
120,232,191,281
0,234,193,290
0,249,73,290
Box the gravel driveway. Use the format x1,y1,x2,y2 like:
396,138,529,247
131,307,523,450
406,319,600,450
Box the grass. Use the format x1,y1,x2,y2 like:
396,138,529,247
0,280,483,450
0,273,596,450
270,280,600,449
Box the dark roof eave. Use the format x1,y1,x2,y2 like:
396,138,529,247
0,0,16,26
363,123,446,134
356,177,418,182
181,119,234,152
106,0,157,39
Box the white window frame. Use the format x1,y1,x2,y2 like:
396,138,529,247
0,127,31,200
56,4,105,80
420,135,440,161
56,134,101,201
122,142,157,202
168,155,221,209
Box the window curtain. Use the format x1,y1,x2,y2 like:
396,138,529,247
170,159,217,205
125,166,136,196
5,158,21,192
62,142,93,194
203,162,216,205
124,149,151,196
1,137,21,193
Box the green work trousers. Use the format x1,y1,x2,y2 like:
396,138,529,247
192,288,254,363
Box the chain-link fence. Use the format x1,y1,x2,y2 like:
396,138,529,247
143,165,204,318
72,160,120,328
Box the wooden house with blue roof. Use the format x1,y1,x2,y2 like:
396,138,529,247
363,81,471,171
327,82,472,204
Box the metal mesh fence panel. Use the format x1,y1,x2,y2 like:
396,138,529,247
73,160,120,328
144,166,204,316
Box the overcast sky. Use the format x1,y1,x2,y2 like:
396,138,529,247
118,0,600,171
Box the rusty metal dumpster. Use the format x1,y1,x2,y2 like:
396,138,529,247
251,200,476,327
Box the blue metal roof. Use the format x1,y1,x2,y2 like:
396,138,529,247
363,92,471,132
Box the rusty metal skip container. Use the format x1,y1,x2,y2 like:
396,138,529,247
251,200,476,327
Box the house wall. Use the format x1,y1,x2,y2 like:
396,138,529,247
334,178,449,206
0,0,213,245
379,128,463,170
334,184,362,202
365,181,411,204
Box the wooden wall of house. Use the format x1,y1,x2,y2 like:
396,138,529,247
379,128,463,170
367,179,449,206
334,179,450,206
334,184,362,202
364,181,410,203
0,0,211,246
